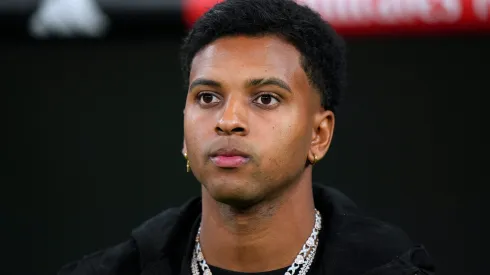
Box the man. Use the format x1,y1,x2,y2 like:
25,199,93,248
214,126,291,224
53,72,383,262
59,0,435,274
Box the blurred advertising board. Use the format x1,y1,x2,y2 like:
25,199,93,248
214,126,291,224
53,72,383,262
184,0,490,36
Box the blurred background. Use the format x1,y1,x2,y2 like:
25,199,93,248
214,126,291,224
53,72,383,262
2,0,489,274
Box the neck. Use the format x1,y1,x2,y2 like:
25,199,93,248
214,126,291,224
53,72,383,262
199,172,316,272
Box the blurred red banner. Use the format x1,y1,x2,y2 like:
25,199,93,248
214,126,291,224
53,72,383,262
183,0,490,36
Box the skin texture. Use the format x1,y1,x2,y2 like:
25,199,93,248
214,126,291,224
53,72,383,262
183,35,335,272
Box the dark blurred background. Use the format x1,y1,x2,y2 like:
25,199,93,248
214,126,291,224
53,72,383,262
2,1,489,275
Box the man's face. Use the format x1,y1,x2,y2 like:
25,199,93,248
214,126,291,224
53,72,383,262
183,35,325,207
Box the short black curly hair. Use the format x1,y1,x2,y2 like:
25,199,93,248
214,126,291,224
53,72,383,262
180,0,346,112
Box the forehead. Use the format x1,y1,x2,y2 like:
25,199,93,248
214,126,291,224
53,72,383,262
190,35,305,82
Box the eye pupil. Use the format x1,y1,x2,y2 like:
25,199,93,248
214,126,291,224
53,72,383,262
260,95,272,105
202,94,214,104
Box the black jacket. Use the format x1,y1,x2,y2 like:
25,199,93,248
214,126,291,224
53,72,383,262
58,184,435,275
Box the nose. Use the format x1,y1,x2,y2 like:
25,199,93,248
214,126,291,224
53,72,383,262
215,96,249,136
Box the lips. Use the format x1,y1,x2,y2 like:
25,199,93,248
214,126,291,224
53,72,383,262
210,148,250,168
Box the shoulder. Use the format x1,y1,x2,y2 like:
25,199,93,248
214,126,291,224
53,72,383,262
57,198,202,275
332,214,434,274
340,214,412,260
315,185,434,273
57,239,139,275
317,185,413,258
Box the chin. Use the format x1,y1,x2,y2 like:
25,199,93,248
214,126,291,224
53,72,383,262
203,178,264,209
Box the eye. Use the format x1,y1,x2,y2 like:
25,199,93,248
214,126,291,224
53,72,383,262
197,92,220,106
254,94,279,107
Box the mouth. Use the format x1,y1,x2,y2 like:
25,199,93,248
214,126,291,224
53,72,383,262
209,148,250,168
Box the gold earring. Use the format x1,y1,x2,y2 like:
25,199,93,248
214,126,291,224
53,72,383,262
310,154,318,165
184,153,190,173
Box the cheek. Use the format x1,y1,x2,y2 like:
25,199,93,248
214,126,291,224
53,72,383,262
184,111,212,156
184,109,225,169
264,115,310,169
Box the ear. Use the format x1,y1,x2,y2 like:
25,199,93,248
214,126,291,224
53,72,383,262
182,140,187,156
182,108,187,156
308,109,335,163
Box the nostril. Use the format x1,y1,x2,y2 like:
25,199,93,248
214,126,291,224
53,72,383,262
215,127,224,133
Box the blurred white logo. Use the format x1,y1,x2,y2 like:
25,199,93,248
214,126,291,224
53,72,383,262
29,0,110,38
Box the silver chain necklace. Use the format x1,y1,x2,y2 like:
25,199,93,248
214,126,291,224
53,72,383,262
191,209,322,275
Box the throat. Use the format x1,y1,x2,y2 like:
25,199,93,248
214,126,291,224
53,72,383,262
195,176,319,273
194,205,321,273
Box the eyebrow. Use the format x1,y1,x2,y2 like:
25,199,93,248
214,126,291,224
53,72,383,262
189,78,222,91
245,77,292,93
188,77,292,92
